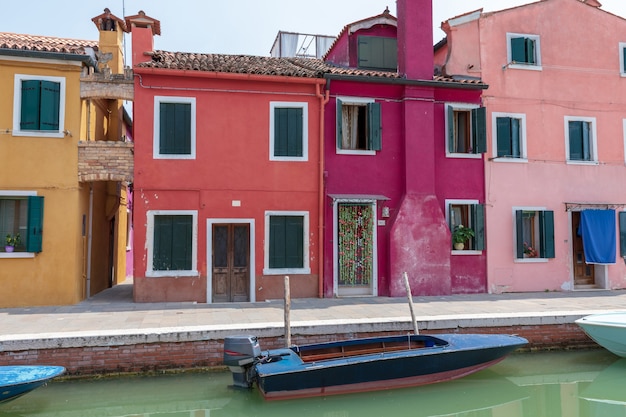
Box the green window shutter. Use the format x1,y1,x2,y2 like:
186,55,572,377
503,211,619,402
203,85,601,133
39,81,60,131
582,121,591,160
472,107,487,154
511,118,520,158
511,37,526,63
274,107,303,157
619,212,626,257
285,216,304,268
623,48,626,73
473,204,485,251
153,216,173,270
447,106,455,153
367,102,382,151
269,216,286,268
336,99,343,149
170,216,192,270
20,80,41,131
539,210,555,259
496,117,512,157
358,36,397,70
160,103,191,155
569,121,582,160
525,38,535,64
358,36,372,68
515,210,524,259
26,196,44,253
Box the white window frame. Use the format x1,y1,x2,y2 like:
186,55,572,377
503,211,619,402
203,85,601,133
445,199,482,255
512,206,550,263
564,116,598,165
0,190,37,259
491,112,528,162
269,101,308,162
620,42,626,76
445,103,482,159
146,210,199,277
153,96,196,160
263,210,310,275
336,96,377,156
506,33,542,71
13,74,66,138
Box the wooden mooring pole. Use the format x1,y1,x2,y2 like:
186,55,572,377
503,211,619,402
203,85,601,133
284,275,291,347
403,272,419,335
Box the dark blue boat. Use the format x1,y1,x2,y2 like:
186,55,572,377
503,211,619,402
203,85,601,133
0,365,65,404
224,333,527,400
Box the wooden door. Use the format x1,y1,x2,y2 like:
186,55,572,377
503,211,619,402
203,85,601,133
572,212,595,287
212,224,250,302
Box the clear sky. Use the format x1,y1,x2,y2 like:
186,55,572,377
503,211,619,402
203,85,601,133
3,0,626,57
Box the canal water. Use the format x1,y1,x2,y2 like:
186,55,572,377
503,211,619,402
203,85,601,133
0,349,624,417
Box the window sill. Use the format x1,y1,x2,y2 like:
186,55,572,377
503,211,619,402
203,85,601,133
566,160,599,166
146,270,199,278
491,157,528,163
451,250,482,256
12,130,65,139
446,153,483,159
263,267,311,276
0,252,35,259
336,149,376,156
507,63,542,71
515,257,548,263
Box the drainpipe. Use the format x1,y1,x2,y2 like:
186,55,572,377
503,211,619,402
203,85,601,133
316,81,329,298
86,183,94,298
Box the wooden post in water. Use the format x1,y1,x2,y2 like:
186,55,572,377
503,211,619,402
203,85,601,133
403,272,419,335
284,275,291,347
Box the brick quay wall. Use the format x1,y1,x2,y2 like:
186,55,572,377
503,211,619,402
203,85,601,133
0,321,597,376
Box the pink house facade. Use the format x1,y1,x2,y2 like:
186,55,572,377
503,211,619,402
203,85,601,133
321,1,488,297
438,0,626,293
128,12,325,302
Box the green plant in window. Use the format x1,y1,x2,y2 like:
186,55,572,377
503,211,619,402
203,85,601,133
5,233,20,247
452,225,474,244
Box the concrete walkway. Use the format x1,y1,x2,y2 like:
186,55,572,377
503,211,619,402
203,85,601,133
1,280,625,349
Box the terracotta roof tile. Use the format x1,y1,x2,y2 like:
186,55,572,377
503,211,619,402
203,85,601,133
138,50,485,86
0,32,97,55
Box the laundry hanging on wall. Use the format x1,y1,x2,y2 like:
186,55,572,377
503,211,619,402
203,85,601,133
579,209,616,264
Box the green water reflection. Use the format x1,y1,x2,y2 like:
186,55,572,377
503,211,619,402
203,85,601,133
0,350,623,417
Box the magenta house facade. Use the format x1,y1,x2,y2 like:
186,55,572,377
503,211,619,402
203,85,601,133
321,1,489,297
438,0,626,293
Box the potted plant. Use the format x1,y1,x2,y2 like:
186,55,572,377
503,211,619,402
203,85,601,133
5,233,20,253
452,225,474,250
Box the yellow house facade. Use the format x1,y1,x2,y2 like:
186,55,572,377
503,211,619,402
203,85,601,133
0,8,133,307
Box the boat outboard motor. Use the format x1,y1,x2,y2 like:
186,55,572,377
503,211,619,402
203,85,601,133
223,335,262,388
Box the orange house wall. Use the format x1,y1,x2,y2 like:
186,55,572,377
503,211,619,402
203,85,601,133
133,70,323,302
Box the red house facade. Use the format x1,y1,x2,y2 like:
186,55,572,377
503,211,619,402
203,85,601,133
128,12,326,302
321,1,488,297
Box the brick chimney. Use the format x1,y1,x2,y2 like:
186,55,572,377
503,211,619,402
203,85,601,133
91,8,128,74
125,11,161,66
396,0,433,80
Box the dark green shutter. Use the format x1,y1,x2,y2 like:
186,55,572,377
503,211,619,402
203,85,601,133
447,106,455,153
473,204,485,251
269,217,286,268
358,36,397,70
472,107,487,153
20,80,41,131
274,107,303,157
511,37,526,63
525,38,535,64
153,215,192,270
569,121,582,160
26,196,44,253
515,210,524,259
496,117,512,157
336,99,343,149
511,118,520,158
285,216,304,268
39,81,60,131
160,103,191,155
539,211,555,259
582,121,590,160
623,48,626,74
367,102,382,151
358,36,372,68
619,212,626,257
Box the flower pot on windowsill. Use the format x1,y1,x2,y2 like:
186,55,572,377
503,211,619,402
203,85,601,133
453,242,465,250
4,245,14,253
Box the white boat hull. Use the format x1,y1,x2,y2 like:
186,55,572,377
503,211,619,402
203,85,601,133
575,312,626,357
